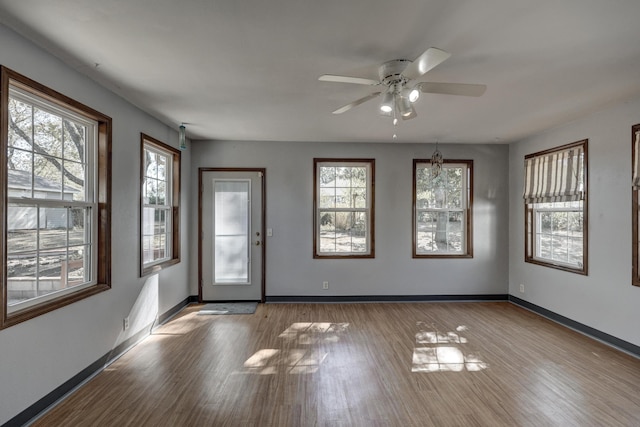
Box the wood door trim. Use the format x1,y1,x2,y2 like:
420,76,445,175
198,168,266,303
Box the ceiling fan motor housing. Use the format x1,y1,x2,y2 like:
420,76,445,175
379,59,411,89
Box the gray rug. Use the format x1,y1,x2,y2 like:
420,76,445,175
198,302,258,315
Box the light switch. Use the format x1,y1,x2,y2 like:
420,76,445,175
267,228,273,237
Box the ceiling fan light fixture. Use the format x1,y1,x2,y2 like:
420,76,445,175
408,88,420,103
380,92,394,113
398,95,413,117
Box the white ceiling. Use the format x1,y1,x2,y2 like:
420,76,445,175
1,0,640,144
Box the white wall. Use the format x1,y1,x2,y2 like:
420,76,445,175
190,140,509,297
509,96,640,348
0,24,191,424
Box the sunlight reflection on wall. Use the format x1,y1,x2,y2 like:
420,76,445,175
241,322,349,375
412,322,488,373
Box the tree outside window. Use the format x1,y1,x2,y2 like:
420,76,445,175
1,66,111,328
314,159,374,258
413,160,473,258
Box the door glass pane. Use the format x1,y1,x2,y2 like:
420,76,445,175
214,180,250,283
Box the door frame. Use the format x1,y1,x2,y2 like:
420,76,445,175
198,167,266,303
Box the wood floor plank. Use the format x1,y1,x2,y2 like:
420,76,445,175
32,302,640,426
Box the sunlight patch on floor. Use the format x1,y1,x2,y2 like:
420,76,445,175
240,322,348,375
412,322,488,373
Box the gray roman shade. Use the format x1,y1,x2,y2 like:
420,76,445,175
634,131,640,189
523,144,584,204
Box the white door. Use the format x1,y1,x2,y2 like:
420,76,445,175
200,170,264,301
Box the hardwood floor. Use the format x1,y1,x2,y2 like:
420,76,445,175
33,302,640,426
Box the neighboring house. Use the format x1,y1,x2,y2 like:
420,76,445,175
7,169,79,230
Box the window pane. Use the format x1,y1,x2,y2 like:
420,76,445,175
143,235,154,263
66,246,89,285
335,187,351,208
146,151,158,179
319,166,335,187
315,160,373,257
534,203,584,268
63,160,85,201
7,149,33,198
334,211,352,252
34,153,63,198
7,252,38,306
214,235,248,282
69,208,88,246
568,237,583,266
353,187,367,208
214,180,249,282
568,212,583,236
146,179,157,205
319,211,336,252
34,107,63,158
7,204,38,254
153,234,166,260
62,119,84,163
335,167,351,186
319,187,335,208
540,212,552,234
8,98,33,151
417,211,462,253
156,181,166,206
155,209,167,236
415,162,470,257
417,211,436,253
157,153,167,181
349,211,367,253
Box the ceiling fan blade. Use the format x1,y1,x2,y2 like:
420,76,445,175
332,92,382,114
417,82,487,97
319,75,380,86
401,47,451,80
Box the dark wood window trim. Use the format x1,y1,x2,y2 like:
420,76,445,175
1,66,112,329
632,124,640,287
524,139,588,275
313,158,375,259
140,134,181,277
412,159,473,258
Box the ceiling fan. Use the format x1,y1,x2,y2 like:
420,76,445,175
319,47,486,121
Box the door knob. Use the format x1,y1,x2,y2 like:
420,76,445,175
255,241,261,246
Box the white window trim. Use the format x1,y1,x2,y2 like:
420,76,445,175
413,160,472,257
314,159,374,258
6,86,99,314
531,203,584,269
142,143,174,268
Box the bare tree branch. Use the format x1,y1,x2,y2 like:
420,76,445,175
9,115,84,186
63,120,85,161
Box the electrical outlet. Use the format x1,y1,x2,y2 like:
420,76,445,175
519,284,525,293
123,316,130,331
322,281,329,290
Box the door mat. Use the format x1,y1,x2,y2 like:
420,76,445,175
198,302,258,315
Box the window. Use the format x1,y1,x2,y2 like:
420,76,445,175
1,66,111,328
413,160,473,257
632,125,640,286
314,159,374,258
140,134,180,276
524,140,587,274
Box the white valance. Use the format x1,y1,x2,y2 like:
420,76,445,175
634,131,640,189
523,145,584,204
